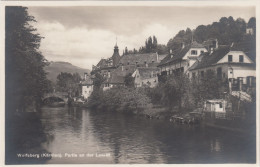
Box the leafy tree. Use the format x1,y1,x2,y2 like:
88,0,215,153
147,36,153,52
152,36,158,49
133,48,137,54
5,6,51,112
125,47,128,55
92,72,105,91
56,72,82,96
124,73,135,88
191,70,228,107
161,74,192,110
248,17,256,35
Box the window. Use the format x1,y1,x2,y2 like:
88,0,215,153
201,50,204,54
152,61,154,64
192,72,196,78
219,103,223,108
228,55,233,62
217,67,222,79
239,55,244,62
87,85,89,88
201,71,204,78
191,50,197,55
181,67,184,72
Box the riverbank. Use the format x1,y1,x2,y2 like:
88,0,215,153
5,112,51,164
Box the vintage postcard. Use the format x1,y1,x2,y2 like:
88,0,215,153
1,1,259,166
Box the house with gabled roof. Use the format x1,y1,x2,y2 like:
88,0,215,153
158,41,208,76
119,52,166,68
102,65,137,91
189,43,256,91
132,67,159,88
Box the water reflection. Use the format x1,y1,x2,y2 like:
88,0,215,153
40,107,255,164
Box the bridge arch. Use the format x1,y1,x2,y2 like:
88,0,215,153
43,92,68,104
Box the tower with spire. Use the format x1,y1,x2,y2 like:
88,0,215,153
112,38,121,66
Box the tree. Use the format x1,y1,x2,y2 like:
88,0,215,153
191,70,228,107
5,7,50,112
161,74,192,110
125,47,128,55
152,36,158,49
147,36,153,52
124,73,135,88
248,17,256,35
56,72,82,96
167,16,249,50
133,48,137,54
92,72,105,90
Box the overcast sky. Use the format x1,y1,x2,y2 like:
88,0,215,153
28,6,255,69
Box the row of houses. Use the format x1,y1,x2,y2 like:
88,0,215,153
81,38,256,100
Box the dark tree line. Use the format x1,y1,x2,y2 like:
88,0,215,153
123,36,168,55
5,6,52,113
5,7,52,164
167,16,256,52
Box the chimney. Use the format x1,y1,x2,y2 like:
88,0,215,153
210,47,214,54
230,42,234,48
170,49,172,54
214,39,218,49
181,42,185,49
121,66,124,71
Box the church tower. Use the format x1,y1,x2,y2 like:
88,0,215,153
112,41,121,66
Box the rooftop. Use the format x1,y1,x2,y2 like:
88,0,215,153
158,41,205,67
119,53,162,65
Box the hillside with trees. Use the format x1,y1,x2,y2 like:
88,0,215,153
44,61,90,83
167,16,256,60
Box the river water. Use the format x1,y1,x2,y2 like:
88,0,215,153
40,106,256,164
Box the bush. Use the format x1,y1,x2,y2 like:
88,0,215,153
88,87,151,112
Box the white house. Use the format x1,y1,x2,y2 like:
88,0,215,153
204,99,226,113
81,73,93,99
189,45,256,84
158,41,208,76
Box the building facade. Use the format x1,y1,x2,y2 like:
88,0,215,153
132,67,159,88
81,73,93,99
158,41,208,76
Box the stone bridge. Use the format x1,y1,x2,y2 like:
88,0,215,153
43,92,68,102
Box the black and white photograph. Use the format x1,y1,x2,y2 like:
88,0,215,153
3,1,258,165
